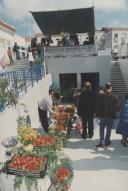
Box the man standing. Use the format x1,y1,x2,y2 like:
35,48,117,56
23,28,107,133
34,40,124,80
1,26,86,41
38,89,53,133
77,82,96,139
13,42,20,60
96,83,120,147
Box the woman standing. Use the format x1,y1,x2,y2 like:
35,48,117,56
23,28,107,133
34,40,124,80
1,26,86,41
7,47,13,65
116,94,128,147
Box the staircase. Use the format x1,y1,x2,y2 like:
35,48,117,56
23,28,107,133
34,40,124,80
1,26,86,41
110,61,128,104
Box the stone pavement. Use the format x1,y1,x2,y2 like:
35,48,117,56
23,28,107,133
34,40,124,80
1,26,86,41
64,121,128,191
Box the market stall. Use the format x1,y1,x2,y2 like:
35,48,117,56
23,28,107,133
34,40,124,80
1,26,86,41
0,104,75,191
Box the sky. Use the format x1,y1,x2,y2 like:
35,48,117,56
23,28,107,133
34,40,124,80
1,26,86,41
0,0,128,37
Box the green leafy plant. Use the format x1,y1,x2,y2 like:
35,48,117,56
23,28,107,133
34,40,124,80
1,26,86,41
0,78,17,106
14,176,23,191
14,176,38,191
34,58,41,64
0,78,8,104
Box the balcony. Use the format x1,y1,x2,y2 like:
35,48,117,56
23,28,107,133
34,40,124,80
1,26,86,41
45,44,97,58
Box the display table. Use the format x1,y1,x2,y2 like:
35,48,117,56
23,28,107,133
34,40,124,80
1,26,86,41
0,104,74,191
0,143,51,191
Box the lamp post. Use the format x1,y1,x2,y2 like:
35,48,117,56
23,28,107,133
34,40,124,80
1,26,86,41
28,0,31,39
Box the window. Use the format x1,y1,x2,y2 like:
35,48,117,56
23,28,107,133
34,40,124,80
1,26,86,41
121,33,126,45
113,33,118,44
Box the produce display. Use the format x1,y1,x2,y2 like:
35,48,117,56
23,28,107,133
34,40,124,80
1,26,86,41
32,135,56,147
55,166,72,183
18,125,37,143
8,155,47,172
49,164,73,191
1,104,74,191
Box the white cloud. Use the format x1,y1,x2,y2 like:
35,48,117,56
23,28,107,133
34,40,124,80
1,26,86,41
95,0,127,11
31,22,41,35
1,0,128,36
2,0,127,21
107,19,128,28
2,0,28,21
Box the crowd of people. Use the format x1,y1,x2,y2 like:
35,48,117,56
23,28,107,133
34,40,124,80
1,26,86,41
37,82,128,149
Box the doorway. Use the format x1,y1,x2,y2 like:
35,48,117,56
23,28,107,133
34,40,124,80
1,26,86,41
59,73,77,102
81,73,99,90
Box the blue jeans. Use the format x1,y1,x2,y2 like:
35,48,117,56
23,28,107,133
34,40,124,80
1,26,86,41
99,118,113,144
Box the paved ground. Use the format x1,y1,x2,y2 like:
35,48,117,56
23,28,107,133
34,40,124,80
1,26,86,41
64,121,128,191
0,78,128,191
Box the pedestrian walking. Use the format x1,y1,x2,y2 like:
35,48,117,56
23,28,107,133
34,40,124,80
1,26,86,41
96,83,120,147
77,81,96,139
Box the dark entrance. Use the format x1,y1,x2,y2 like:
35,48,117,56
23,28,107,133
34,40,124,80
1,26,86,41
59,73,77,102
81,73,99,90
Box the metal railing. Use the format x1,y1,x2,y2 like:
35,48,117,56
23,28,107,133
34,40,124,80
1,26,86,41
0,63,44,108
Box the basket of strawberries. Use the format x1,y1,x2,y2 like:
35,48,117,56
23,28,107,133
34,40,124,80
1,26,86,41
5,155,47,178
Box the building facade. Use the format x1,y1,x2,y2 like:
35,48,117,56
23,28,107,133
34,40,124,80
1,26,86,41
0,20,26,60
95,27,128,57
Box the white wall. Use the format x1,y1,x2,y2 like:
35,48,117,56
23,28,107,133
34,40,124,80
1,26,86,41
0,25,26,60
47,55,111,89
112,30,128,49
0,27,15,59
0,74,52,161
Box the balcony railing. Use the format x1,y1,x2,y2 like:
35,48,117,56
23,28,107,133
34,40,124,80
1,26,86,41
0,63,44,99
45,45,97,58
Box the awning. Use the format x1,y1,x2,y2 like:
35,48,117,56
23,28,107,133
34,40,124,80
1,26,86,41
31,7,95,35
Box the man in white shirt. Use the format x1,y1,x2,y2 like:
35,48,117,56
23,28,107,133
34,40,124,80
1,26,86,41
38,89,53,132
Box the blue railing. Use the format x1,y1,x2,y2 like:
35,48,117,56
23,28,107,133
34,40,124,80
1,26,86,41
0,63,44,100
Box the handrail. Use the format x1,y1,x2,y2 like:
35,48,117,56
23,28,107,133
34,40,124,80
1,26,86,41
0,63,44,103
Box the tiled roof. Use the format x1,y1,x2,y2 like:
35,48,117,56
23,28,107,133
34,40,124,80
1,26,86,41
0,20,16,32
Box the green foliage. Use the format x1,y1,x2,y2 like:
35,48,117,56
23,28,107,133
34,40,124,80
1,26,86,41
14,176,38,191
0,78,8,104
0,78,17,106
34,58,41,64
24,176,38,191
14,176,23,191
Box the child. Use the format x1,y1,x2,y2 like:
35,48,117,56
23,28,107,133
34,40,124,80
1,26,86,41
116,94,128,147
27,47,34,66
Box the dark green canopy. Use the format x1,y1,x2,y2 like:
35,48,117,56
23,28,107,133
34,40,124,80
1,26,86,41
31,7,95,35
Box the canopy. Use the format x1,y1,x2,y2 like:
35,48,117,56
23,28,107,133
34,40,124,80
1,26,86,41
31,7,95,35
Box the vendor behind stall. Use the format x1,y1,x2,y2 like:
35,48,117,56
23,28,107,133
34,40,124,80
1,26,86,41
38,89,54,133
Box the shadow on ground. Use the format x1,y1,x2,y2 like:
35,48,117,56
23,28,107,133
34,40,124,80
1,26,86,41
65,129,128,171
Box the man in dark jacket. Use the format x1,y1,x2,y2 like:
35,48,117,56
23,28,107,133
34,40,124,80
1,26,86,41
77,82,96,139
96,83,120,147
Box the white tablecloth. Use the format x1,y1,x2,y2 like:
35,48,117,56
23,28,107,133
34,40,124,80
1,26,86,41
0,173,51,191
